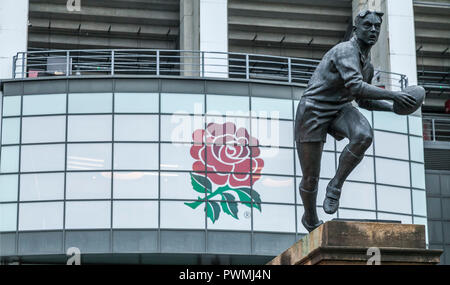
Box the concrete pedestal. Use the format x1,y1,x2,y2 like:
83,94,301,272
267,220,442,265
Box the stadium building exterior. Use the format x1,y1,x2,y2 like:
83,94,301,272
0,0,449,265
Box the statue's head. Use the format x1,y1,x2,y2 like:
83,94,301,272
353,10,384,46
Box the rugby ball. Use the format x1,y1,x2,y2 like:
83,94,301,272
393,85,425,115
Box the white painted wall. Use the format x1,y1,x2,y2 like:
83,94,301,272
200,0,228,77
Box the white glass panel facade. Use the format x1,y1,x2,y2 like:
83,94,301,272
66,172,111,199
114,115,158,142
21,144,65,172
23,94,66,115
161,93,204,114
114,172,158,199
207,203,252,231
161,115,204,143
22,116,66,143
411,163,426,189
160,143,195,171
19,202,63,230
374,131,409,160
161,172,202,200
408,116,423,137
255,175,295,204
0,175,18,202
2,96,21,117
339,182,376,211
409,136,424,163
373,111,407,133
114,93,158,113
160,201,205,229
0,203,17,231
114,143,158,170
113,201,158,229
376,158,410,187
258,147,293,175
412,189,427,216
253,204,295,233
68,93,112,114
251,97,292,120
1,118,20,144
251,119,293,147
65,201,111,229
20,173,64,201
68,115,112,142
207,94,249,115
377,185,412,214
67,143,112,171
0,146,19,173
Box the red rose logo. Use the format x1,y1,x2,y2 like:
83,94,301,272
185,122,264,223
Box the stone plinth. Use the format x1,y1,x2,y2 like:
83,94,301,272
267,220,442,265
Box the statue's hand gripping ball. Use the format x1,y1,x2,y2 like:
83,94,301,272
393,85,425,115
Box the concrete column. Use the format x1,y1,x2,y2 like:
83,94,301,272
352,0,418,91
0,0,29,80
200,0,228,78
180,0,200,76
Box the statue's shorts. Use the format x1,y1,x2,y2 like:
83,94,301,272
294,96,371,143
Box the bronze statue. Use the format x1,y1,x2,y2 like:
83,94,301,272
295,10,421,232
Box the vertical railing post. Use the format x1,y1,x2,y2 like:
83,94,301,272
156,50,160,76
111,50,115,75
21,52,25,79
201,51,205,77
66,51,70,76
432,119,436,141
245,54,249,80
288,57,292,83
12,55,16,78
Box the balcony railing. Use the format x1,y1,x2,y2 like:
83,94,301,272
423,116,450,142
12,49,408,89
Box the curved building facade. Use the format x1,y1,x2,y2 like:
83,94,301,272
0,76,427,264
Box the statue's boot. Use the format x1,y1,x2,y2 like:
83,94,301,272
299,187,323,232
323,185,341,214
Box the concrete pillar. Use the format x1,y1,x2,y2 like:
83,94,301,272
180,0,200,76
352,0,418,91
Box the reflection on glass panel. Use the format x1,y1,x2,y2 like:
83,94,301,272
1,118,20,144
67,143,112,171
160,201,205,229
2,96,21,117
347,156,374,183
21,144,65,172
0,175,18,202
66,172,111,199
320,151,336,179
413,216,428,244
19,202,63,231
374,131,409,160
207,202,251,231
206,94,249,115
336,137,373,155
114,115,158,142
412,190,427,216
258,147,294,175
356,107,373,127
114,143,158,170
22,116,66,143
68,115,112,142
68,93,112,114
339,182,376,210
253,204,295,232
338,209,376,220
251,97,292,120
297,206,336,234
160,143,196,171
0,146,19,173
253,175,294,204
409,136,424,163
65,201,111,229
20,173,64,201
378,213,412,224
377,185,411,214
251,119,293,147
161,172,203,200
113,172,158,199
373,111,407,133
113,201,158,229
115,93,158,113
408,116,423,137
161,115,204,143
23,94,66,115
376,158,410,187
411,163,425,189
161,93,204,114
0,203,17,232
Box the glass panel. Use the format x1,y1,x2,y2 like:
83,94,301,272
339,182,376,210
253,204,295,232
67,143,112,171
409,136,424,163
412,189,427,216
207,94,249,115
113,201,158,229
253,175,295,204
65,201,111,229
251,119,293,147
356,107,373,127
113,172,158,199
19,202,63,230
0,203,17,232
1,118,20,144
161,172,203,200
2,96,21,117
23,94,66,115
206,117,251,145
0,146,19,173
22,116,66,143
66,172,111,199
374,131,409,160
411,163,425,189
375,158,410,187
21,144,65,172
338,209,376,220
160,143,196,171
68,115,112,142
413,216,428,244
114,115,158,142
297,179,330,207
251,97,292,120
320,151,336,179
377,185,411,214
408,116,423,137
258,147,294,175
161,115,204,143
377,213,412,224
207,202,251,231
161,93,204,114
68,93,112,114
160,201,205,229
373,111,407,133
114,143,158,170
0,175,18,202
347,156,374,183
114,93,158,113
20,173,64,201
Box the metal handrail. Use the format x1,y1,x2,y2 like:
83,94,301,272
12,49,408,89
423,116,450,142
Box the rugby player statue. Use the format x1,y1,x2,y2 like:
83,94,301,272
295,10,425,232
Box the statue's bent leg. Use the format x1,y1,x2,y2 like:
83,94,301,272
324,106,373,214
296,141,324,232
